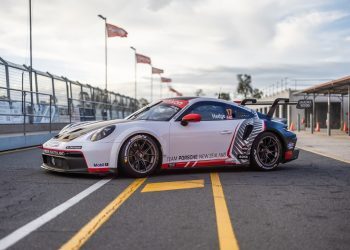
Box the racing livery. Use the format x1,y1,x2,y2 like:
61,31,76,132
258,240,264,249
41,97,299,177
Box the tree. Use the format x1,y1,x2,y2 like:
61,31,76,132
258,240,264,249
217,92,230,100
252,88,263,99
138,98,149,107
236,74,253,98
195,89,205,96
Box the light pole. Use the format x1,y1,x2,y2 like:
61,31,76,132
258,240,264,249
98,14,107,90
29,0,32,86
130,46,137,102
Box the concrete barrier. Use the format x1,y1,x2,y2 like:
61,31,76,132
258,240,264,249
0,131,58,151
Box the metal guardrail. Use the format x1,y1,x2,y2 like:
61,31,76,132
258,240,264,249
0,86,52,135
0,57,138,134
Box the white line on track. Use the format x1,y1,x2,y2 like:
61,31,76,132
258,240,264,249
297,146,350,165
0,178,112,250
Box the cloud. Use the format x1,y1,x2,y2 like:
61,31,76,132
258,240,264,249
147,0,173,11
0,0,349,100
272,10,348,50
170,61,350,96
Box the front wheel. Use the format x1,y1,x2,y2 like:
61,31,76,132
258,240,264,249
119,134,160,177
250,132,282,170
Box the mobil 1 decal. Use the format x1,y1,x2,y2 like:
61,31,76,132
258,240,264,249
230,118,264,163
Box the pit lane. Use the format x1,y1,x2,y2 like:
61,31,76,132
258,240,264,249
0,148,349,250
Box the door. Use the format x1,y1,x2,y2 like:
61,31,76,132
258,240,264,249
168,101,242,167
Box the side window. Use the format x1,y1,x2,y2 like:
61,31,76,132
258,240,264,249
227,105,254,119
183,102,228,121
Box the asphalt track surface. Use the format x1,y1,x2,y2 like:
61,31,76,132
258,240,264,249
0,148,349,250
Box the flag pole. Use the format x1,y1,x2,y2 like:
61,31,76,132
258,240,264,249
130,47,137,103
29,0,33,111
160,75,162,99
98,14,107,90
151,67,153,102
105,18,107,90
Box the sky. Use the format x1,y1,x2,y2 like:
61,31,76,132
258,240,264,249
0,0,349,100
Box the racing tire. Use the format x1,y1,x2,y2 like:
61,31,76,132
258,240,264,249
119,134,161,178
250,132,282,170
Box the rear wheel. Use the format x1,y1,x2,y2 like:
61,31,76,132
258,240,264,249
119,134,160,177
250,132,282,170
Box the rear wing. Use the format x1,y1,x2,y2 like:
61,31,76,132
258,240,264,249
239,98,312,118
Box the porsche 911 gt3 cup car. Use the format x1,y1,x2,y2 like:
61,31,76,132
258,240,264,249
41,97,299,177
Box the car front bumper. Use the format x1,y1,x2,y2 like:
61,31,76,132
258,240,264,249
41,137,122,174
42,150,89,173
41,149,118,174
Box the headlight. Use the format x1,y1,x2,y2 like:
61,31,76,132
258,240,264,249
90,125,116,141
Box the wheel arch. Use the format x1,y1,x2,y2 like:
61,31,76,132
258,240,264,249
263,128,287,154
115,132,164,168
249,129,286,170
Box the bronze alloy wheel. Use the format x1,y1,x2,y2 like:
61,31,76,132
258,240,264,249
251,132,282,170
120,134,160,177
256,136,280,167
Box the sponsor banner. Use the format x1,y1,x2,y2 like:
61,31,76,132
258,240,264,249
296,99,313,109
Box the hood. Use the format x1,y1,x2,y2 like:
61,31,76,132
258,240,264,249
54,119,132,142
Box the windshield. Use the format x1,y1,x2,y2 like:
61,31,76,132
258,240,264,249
127,99,188,121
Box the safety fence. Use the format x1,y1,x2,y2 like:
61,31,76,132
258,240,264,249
0,57,138,127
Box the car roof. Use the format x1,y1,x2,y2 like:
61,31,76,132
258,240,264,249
187,97,239,106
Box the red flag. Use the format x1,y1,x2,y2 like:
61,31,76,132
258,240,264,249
161,77,172,83
168,86,183,96
136,53,151,64
106,23,128,37
152,67,164,74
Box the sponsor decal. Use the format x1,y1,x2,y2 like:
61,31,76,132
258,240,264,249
210,110,234,120
226,109,233,120
162,99,188,109
167,152,226,162
93,162,109,167
237,154,249,160
211,113,226,120
43,149,65,156
66,146,82,149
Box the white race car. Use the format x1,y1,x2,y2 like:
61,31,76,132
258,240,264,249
41,97,299,177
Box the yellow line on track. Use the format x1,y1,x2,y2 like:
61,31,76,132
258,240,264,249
59,178,146,250
141,179,204,192
210,173,239,250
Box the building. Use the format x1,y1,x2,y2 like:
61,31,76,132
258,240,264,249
252,76,350,136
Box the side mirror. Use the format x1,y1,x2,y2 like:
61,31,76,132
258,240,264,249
181,113,201,126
